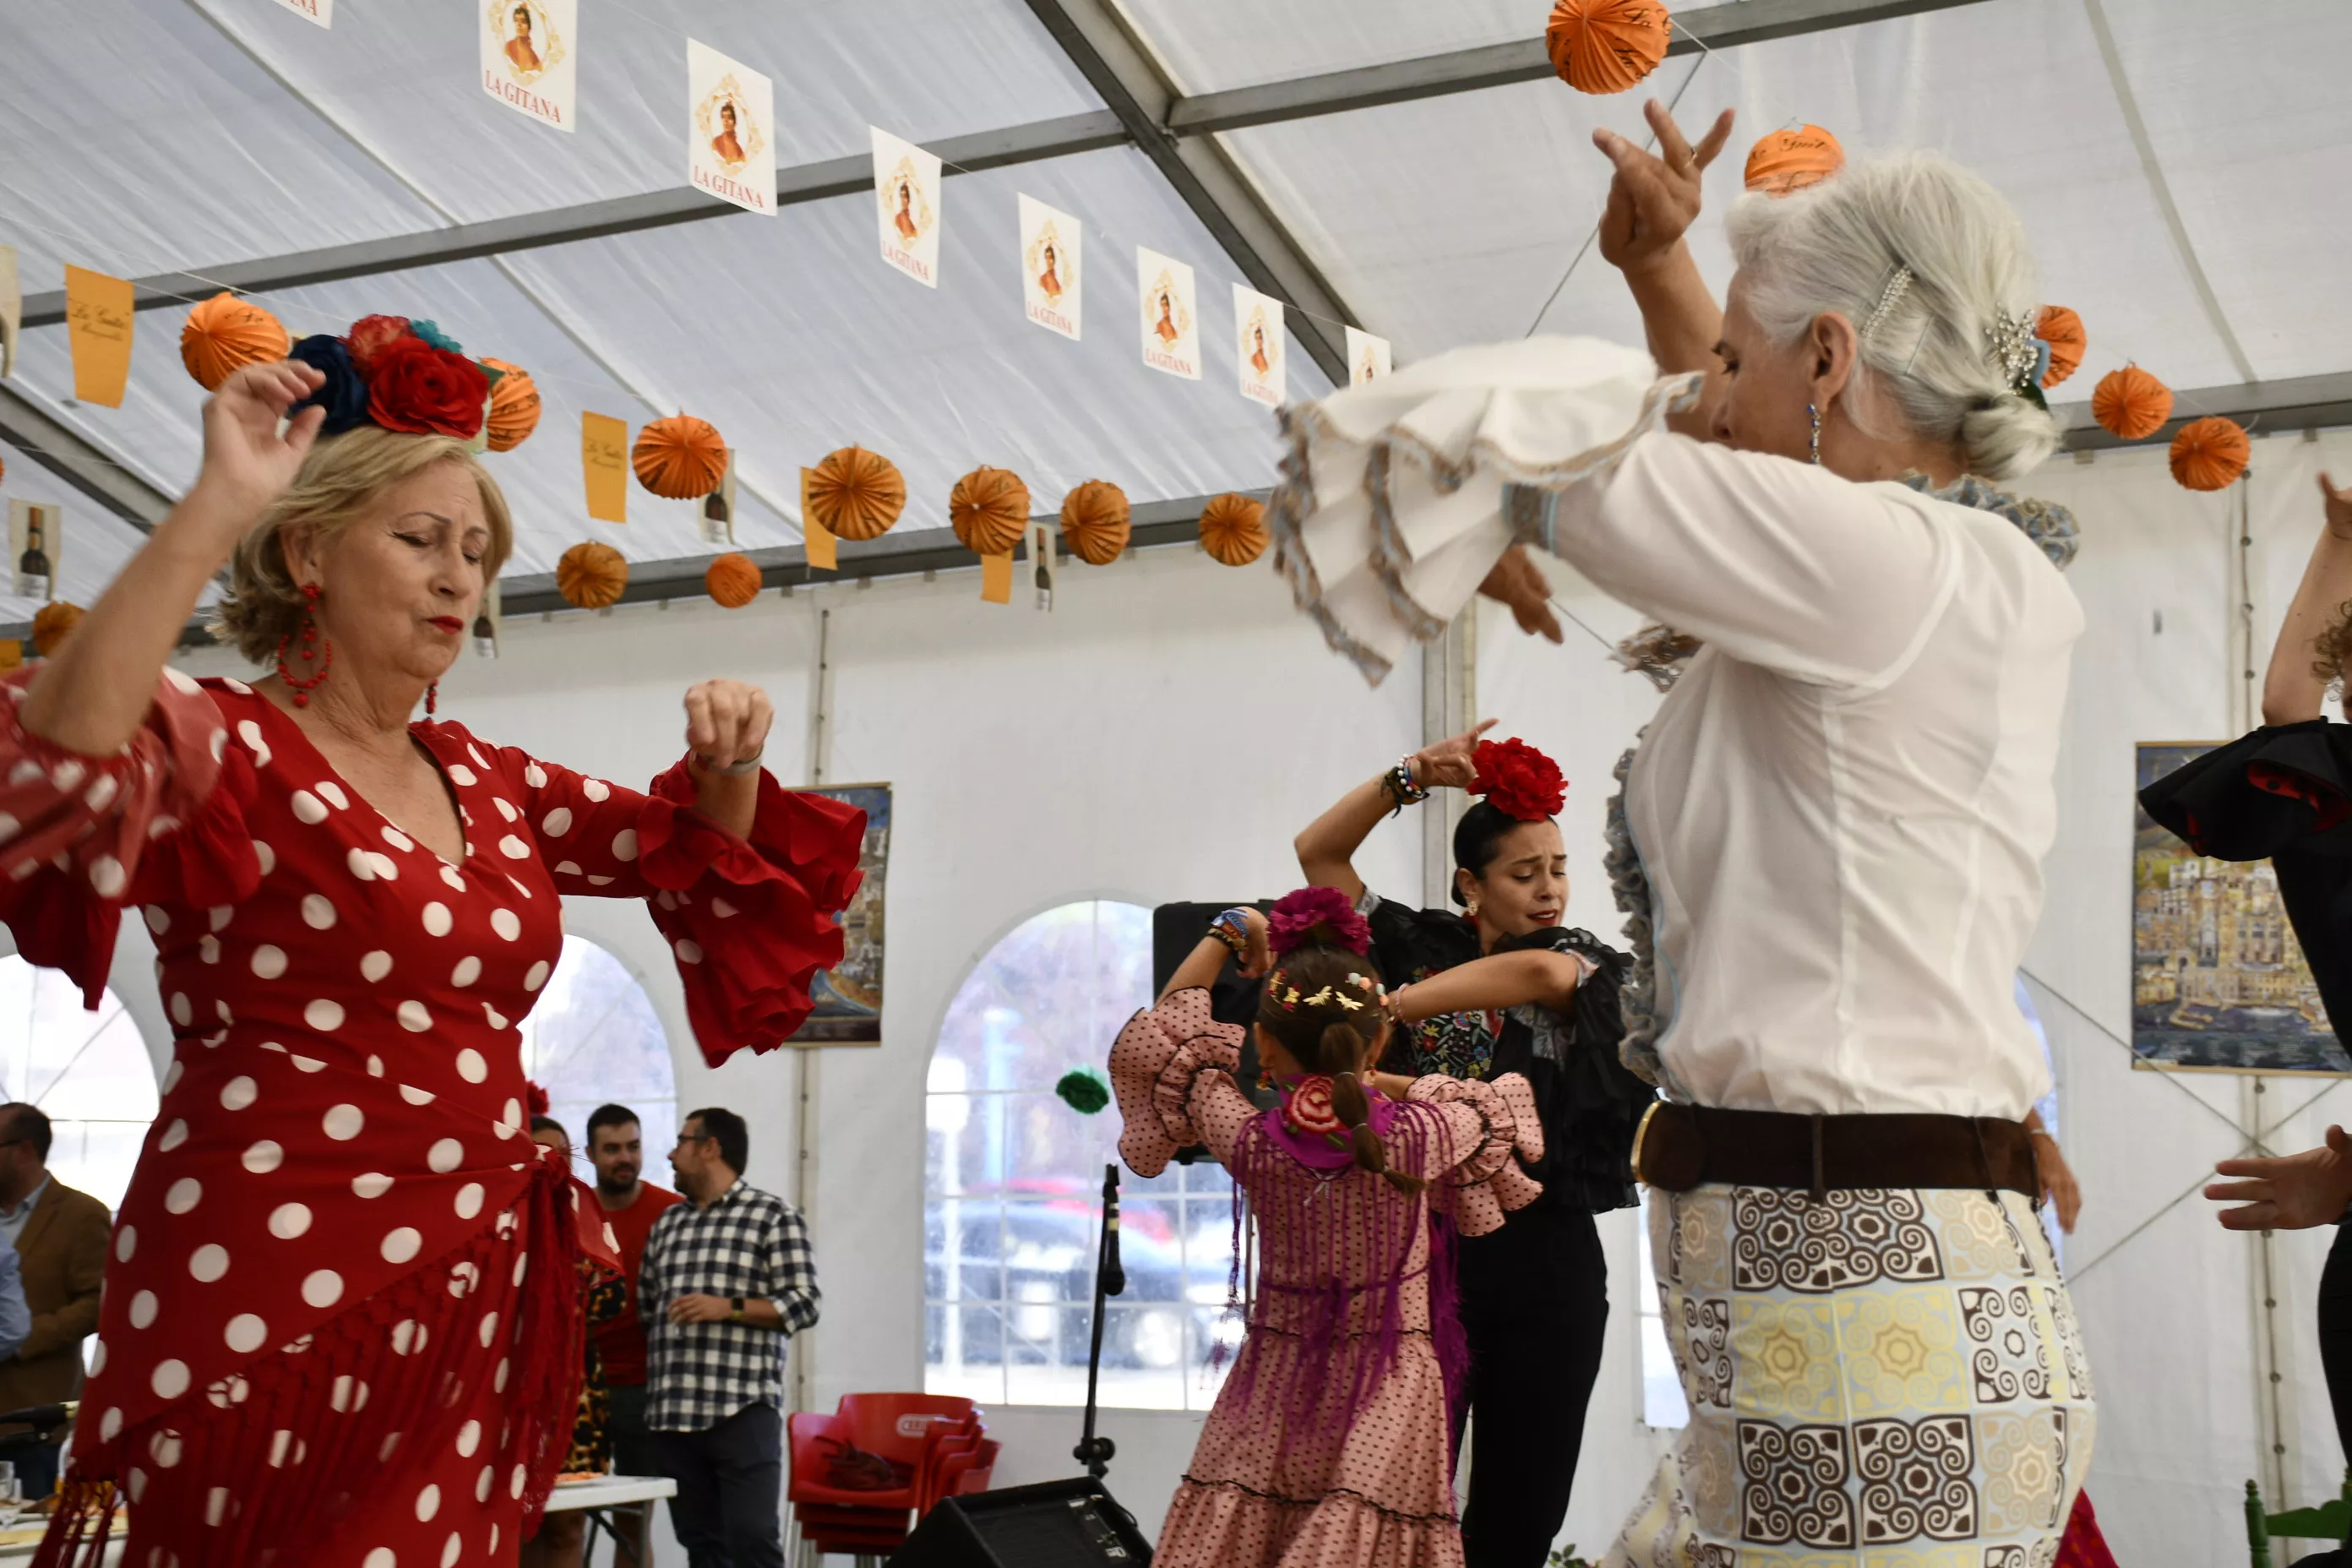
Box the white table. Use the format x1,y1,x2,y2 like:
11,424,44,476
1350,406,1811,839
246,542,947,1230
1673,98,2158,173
547,1473,678,1566
0,1530,121,1565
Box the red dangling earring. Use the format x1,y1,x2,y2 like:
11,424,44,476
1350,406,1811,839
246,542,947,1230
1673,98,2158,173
275,581,333,708
424,683,438,718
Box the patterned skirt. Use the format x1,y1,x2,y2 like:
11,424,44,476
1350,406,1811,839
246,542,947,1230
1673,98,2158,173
1608,1184,2094,1567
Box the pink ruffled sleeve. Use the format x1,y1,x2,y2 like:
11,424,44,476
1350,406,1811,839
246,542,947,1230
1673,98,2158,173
466,726,866,1064
0,669,256,1009
1405,1070,1545,1237
1108,987,1252,1177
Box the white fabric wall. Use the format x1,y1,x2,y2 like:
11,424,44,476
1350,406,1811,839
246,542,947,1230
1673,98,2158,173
146,431,2352,1557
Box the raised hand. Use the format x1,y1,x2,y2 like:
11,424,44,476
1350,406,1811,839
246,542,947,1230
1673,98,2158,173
2323,471,2352,542
2207,1124,2352,1230
684,679,773,771
1411,718,1500,792
1595,100,1735,278
194,361,328,526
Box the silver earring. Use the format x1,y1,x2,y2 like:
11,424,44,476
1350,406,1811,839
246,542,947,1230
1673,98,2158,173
1807,401,1822,466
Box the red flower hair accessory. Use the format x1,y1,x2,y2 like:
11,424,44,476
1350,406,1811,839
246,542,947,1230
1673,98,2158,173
1267,885,1371,957
1281,1075,1348,1141
344,314,414,375
525,1081,551,1118
368,335,490,439
1470,738,1566,821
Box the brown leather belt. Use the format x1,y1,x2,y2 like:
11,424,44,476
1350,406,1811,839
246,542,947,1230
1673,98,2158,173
1633,1102,2039,1202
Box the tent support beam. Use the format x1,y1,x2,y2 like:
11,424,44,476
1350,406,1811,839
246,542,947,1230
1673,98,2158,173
0,384,178,535
21,0,1990,329
2060,372,2352,453
1016,0,1358,384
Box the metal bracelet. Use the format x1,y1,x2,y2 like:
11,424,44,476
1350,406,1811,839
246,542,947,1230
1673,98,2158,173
693,750,765,777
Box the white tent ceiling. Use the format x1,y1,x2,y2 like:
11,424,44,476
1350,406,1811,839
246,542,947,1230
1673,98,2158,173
3,0,2348,628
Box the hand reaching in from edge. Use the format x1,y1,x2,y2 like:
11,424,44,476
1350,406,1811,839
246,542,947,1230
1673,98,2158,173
2208,1124,2352,1230
1478,547,1563,644
2322,471,2352,542
2031,1130,2082,1234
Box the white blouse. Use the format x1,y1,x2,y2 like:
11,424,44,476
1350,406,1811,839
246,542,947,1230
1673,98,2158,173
1542,434,2083,1117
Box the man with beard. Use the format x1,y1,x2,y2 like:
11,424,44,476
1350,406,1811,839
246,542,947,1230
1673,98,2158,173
589,1103,683,1516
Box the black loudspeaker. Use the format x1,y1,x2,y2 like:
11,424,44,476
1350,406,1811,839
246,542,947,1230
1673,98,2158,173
887,1477,1152,1566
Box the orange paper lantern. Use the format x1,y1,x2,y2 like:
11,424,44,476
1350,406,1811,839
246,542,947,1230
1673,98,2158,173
1546,0,1670,95
807,446,906,542
557,542,629,609
1744,125,1843,195
2034,306,2085,389
1198,493,1268,567
1059,480,1131,566
2091,365,2173,441
180,292,290,392
2170,416,2250,493
705,553,762,608
950,466,1030,558
479,358,542,452
30,601,84,658
632,416,729,500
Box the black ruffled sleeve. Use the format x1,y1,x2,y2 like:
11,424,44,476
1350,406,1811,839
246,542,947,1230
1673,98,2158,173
2139,721,2352,1046
2137,721,2352,859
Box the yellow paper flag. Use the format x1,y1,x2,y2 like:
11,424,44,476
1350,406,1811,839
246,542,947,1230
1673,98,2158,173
63,266,133,408
582,413,629,524
800,467,836,572
980,551,1014,605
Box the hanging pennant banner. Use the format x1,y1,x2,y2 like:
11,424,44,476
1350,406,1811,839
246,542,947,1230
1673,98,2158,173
272,0,331,24
979,551,1015,605
1018,194,1080,340
63,266,133,409
1233,285,1287,408
0,245,19,378
800,467,837,572
1346,325,1392,386
9,500,60,602
1137,248,1200,381
872,128,942,287
481,0,576,133
582,412,629,524
688,40,774,216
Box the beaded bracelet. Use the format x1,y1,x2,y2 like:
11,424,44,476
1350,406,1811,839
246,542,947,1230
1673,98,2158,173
1206,906,1255,959
1380,756,1430,815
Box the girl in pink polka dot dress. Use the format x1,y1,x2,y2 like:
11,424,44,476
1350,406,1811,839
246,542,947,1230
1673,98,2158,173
12,354,863,1568
1112,893,1576,1568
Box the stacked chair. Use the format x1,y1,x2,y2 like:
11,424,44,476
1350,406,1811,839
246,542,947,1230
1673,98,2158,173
786,1393,999,1565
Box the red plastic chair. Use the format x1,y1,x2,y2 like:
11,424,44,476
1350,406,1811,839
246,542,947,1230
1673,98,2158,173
926,1437,1000,1511
786,1395,984,1560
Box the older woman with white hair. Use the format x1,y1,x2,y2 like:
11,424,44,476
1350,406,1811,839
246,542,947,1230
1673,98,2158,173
1271,105,2091,1561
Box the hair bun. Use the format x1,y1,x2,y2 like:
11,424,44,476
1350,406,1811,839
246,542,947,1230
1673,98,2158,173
1957,392,2061,482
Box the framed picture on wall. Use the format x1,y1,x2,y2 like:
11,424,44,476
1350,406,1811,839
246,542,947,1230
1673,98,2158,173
2132,741,2350,1074
790,782,890,1044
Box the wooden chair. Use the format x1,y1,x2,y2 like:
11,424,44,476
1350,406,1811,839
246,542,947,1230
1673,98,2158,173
2246,1474,2352,1565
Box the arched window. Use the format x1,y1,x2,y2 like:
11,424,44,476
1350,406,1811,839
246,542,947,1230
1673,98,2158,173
0,957,159,1214
926,901,1238,1411
516,935,678,1179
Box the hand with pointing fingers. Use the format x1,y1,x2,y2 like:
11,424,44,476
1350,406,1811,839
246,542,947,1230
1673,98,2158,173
1409,719,1500,792
1478,547,1564,645
1594,100,1737,279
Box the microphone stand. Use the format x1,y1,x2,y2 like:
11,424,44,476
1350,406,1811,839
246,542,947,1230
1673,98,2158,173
1073,1162,1123,1480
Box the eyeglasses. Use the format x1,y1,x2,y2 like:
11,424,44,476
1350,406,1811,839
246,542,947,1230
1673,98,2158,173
672,1131,714,1148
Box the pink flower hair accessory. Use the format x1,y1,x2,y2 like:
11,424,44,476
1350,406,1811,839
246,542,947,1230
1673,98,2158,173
1266,885,1372,957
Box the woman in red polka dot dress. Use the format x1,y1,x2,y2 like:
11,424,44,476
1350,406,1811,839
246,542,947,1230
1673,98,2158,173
14,340,863,1568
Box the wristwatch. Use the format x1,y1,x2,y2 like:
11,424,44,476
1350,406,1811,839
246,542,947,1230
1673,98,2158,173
730,1295,747,1323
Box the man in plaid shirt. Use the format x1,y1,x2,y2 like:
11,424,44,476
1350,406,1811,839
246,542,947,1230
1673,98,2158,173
643,1106,820,1568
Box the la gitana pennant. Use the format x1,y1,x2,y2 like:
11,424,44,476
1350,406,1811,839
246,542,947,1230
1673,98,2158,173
872,128,943,287
481,0,577,133
688,40,775,216
1136,248,1200,381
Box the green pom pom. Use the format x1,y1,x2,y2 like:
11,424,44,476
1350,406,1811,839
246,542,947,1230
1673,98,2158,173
1055,1067,1111,1115
409,318,464,355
